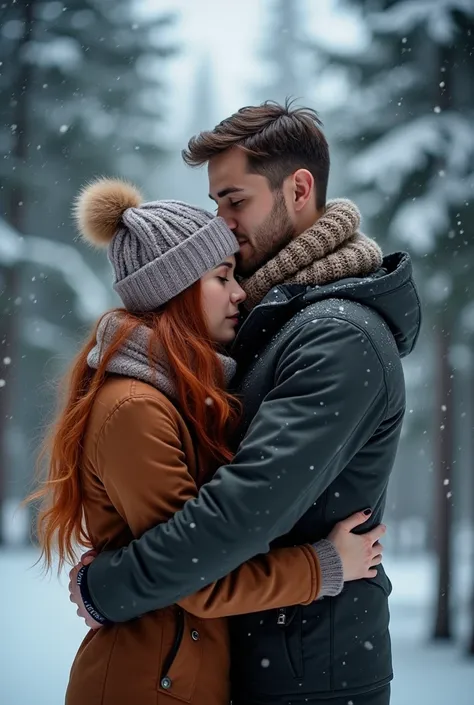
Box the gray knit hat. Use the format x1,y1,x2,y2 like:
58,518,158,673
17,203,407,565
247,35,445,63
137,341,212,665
74,178,238,311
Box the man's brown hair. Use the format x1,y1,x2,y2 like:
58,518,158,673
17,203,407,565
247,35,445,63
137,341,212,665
182,100,330,209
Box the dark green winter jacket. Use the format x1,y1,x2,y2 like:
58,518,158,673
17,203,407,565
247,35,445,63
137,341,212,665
83,251,421,702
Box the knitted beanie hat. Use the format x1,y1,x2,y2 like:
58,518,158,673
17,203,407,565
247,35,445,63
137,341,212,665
74,178,239,311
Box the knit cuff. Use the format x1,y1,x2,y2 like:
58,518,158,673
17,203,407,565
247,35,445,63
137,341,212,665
77,564,111,626
312,539,344,598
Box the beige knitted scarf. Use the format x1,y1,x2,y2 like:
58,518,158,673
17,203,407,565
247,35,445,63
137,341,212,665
241,199,383,310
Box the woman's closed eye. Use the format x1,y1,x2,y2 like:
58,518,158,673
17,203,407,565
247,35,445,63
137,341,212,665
217,276,229,284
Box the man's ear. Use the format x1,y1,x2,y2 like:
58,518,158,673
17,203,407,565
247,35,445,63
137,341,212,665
292,169,314,212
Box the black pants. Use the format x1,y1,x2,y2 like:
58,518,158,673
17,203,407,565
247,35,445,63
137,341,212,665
233,684,391,705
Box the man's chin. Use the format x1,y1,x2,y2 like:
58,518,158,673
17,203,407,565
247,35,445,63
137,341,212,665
235,253,261,278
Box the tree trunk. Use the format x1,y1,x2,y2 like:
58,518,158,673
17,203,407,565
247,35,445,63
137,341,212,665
431,321,454,640
0,0,34,544
467,363,474,656
468,590,474,656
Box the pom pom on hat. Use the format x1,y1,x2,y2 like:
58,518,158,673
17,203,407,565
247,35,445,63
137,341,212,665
74,177,142,247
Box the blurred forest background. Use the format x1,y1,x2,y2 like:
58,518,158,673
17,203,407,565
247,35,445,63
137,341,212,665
0,1,474,702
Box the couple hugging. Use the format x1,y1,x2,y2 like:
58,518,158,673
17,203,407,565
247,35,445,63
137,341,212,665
30,101,421,705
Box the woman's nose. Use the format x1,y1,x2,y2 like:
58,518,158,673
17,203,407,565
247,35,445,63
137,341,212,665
231,287,246,304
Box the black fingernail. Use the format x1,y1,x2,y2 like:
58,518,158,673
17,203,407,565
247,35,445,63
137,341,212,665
363,508,372,516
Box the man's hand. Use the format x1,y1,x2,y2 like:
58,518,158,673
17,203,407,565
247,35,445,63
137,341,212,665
68,551,103,630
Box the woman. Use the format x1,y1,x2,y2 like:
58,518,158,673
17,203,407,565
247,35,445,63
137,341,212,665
29,179,384,705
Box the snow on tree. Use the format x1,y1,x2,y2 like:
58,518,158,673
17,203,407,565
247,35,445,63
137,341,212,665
307,0,474,643
0,0,178,542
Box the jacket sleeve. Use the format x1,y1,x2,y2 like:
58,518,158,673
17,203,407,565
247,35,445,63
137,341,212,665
87,318,388,621
92,394,322,620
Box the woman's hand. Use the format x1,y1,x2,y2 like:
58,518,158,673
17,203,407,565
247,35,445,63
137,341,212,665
68,550,103,630
327,510,385,582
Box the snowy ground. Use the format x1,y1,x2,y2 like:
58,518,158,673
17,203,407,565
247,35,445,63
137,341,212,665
1,549,473,705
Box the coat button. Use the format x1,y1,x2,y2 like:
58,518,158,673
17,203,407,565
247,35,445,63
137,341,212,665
161,677,172,689
191,629,200,641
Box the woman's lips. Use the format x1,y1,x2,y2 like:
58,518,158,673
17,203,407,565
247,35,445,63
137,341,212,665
226,315,240,325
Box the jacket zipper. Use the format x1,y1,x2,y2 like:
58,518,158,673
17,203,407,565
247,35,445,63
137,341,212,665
276,606,298,627
161,606,185,679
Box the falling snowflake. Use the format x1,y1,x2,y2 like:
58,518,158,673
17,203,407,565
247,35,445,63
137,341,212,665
190,522,196,529
192,558,199,563
261,658,270,668
363,641,374,650
3,358,11,365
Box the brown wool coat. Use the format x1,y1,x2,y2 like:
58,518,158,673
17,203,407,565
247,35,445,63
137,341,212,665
65,376,323,705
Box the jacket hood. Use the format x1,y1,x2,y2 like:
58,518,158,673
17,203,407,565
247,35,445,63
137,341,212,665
232,252,421,362
301,251,421,357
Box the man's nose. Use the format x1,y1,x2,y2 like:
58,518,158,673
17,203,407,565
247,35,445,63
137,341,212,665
217,207,238,231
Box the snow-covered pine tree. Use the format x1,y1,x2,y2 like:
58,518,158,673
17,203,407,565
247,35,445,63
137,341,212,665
0,0,176,242
308,0,474,640
257,0,322,105
0,0,177,542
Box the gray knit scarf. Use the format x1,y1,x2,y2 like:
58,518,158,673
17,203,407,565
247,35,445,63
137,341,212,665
87,311,237,398
241,199,383,309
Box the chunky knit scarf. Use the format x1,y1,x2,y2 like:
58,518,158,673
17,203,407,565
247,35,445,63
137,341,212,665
87,311,237,398
241,199,383,310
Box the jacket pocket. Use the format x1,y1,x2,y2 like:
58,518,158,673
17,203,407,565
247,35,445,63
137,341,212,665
158,607,202,703
331,565,393,693
278,607,304,679
231,603,331,700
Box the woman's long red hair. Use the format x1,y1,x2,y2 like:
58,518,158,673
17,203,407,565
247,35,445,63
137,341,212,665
26,281,240,573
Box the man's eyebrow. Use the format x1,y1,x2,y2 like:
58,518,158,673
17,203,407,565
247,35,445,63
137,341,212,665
208,187,244,202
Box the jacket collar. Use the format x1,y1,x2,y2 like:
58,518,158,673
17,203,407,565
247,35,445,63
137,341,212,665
232,252,421,368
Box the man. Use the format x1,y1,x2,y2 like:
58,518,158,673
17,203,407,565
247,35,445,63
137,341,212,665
69,101,421,704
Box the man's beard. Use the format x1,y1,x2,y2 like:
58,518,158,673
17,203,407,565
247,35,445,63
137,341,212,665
236,193,295,277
